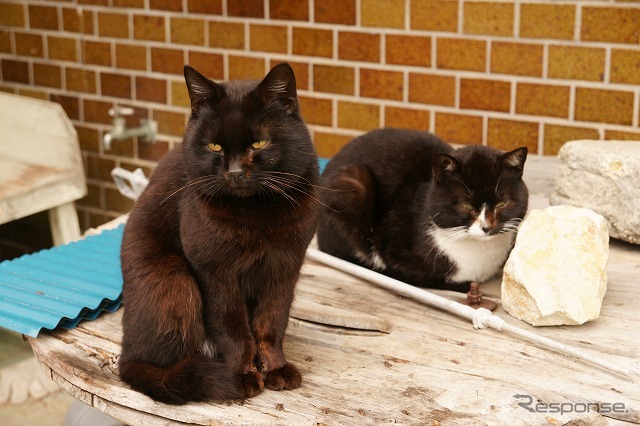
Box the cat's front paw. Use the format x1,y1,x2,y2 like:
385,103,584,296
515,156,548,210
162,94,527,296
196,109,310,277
241,370,264,398
265,362,302,391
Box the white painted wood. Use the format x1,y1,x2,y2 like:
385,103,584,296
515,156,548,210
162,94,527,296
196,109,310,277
0,92,86,245
27,156,640,425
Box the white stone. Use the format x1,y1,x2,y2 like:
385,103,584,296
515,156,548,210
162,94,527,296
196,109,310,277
501,205,609,326
550,140,640,244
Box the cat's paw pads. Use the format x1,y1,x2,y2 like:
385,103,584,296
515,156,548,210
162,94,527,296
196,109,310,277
265,363,302,391
241,370,264,398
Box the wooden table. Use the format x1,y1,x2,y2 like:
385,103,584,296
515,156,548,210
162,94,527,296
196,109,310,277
29,156,640,425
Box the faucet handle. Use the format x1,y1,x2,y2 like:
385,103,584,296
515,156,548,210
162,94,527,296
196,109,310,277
109,106,134,118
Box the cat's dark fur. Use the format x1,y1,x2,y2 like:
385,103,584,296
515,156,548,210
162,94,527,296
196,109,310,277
119,63,319,404
317,128,528,290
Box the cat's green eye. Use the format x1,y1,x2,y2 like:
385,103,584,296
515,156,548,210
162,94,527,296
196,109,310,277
461,202,474,210
207,143,222,152
252,140,268,149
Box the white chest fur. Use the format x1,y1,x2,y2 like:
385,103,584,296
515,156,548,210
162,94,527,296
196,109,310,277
428,226,516,283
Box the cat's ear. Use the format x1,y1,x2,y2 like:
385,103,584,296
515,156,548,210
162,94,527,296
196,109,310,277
432,153,460,181
256,63,298,114
184,65,222,110
498,147,528,177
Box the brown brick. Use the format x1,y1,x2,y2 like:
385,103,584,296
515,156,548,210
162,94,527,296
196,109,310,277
63,8,94,34
293,27,333,58
77,183,102,210
544,124,600,155
386,35,431,67
548,46,605,82
582,7,640,44
409,73,455,106
460,79,511,112
250,25,288,53
139,139,170,162
487,119,538,152
339,32,380,62
66,67,96,93
76,125,100,152
575,88,634,126
228,0,264,18
491,42,543,77
361,0,404,28
98,12,129,38
83,99,113,125
299,96,332,126
0,2,25,27
133,15,166,42
114,0,145,7
338,101,380,131
153,109,187,137
150,0,182,12
15,32,43,57
105,187,135,213
171,17,205,46
171,80,190,107
79,0,108,6
0,31,11,53
2,60,29,84
151,47,184,75
136,76,167,103
435,113,483,145
17,88,47,100
88,213,118,230
360,69,403,101
188,0,222,14
437,38,485,72
48,36,77,62
33,63,61,88
463,2,514,36
313,131,353,158
604,130,640,141
516,83,570,118
520,4,575,40
29,5,58,30
611,49,640,85
115,43,146,70
315,0,355,25
83,40,111,66
385,107,430,130
50,94,80,120
100,73,131,99
411,0,457,32
188,51,224,80
270,0,308,21
228,55,266,80
209,21,245,49
314,64,354,95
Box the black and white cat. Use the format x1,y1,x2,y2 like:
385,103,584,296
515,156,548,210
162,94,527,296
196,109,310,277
317,128,528,290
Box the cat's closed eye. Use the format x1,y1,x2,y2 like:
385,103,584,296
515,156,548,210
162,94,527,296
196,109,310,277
460,201,474,210
252,140,269,149
495,201,508,209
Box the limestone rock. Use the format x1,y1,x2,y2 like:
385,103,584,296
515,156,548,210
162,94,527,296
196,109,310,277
501,205,609,326
550,140,640,244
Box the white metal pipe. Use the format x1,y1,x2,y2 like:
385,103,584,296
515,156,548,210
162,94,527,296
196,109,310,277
305,247,632,377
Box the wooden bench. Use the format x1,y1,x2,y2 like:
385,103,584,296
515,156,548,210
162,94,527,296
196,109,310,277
0,92,86,246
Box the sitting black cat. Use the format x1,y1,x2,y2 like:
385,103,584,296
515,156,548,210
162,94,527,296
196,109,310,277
317,128,528,290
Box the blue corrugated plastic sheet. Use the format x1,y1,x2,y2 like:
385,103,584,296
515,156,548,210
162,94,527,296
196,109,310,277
0,225,124,337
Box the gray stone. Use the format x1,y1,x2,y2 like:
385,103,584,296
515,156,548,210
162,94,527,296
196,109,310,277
501,205,609,326
550,140,640,244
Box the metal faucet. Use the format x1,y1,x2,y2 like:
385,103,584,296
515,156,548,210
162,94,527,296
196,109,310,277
103,106,157,150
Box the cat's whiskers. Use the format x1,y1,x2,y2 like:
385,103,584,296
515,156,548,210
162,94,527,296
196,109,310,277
265,171,351,193
262,175,340,213
260,180,299,207
160,175,217,205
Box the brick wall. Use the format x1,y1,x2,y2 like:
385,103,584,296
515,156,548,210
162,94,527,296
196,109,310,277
1,0,639,230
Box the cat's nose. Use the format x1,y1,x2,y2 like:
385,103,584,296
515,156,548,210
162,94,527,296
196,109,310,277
227,170,244,180
482,226,491,233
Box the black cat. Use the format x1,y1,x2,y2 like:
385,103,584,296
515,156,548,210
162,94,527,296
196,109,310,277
119,63,319,404
317,128,528,290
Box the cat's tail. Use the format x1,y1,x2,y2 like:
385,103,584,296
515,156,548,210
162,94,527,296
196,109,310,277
119,354,243,405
